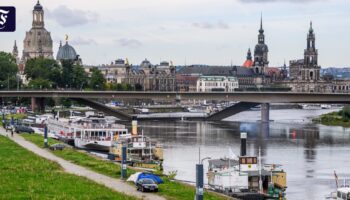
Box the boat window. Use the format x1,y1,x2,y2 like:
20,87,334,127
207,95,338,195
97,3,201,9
342,192,346,199
253,158,257,164
337,191,341,198
247,158,253,164
241,158,246,164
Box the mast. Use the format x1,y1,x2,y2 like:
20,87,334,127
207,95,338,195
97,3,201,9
259,147,262,193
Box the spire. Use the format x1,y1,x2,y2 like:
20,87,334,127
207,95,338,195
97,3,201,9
309,21,313,33
259,12,264,33
247,48,252,60
12,40,18,56
59,40,62,48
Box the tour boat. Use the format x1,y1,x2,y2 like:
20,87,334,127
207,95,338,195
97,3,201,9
207,133,287,199
47,115,129,151
109,119,163,170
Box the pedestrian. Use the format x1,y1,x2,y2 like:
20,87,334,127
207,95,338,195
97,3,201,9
11,126,14,137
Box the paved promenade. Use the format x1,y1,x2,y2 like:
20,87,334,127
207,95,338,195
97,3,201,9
0,128,165,200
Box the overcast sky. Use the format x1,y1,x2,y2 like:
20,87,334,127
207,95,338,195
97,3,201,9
1,0,349,67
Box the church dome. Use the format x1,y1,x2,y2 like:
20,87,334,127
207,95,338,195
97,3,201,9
56,41,77,61
140,58,152,68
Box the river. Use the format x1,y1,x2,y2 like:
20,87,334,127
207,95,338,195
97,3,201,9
137,108,350,200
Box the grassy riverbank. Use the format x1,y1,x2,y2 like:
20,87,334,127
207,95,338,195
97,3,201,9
22,133,228,200
0,135,136,199
313,106,350,127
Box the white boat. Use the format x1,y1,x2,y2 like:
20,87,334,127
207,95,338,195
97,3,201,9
47,115,129,151
301,104,321,110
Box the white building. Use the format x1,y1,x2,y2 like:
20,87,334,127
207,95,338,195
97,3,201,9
197,76,239,92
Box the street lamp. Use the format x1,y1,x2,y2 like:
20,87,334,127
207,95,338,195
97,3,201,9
196,151,211,200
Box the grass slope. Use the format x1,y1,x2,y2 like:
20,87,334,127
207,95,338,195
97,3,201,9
22,133,228,200
0,135,136,200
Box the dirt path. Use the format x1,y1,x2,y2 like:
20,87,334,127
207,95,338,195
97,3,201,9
0,128,165,200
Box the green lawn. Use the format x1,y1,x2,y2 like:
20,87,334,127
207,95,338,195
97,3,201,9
0,135,136,200
314,111,350,127
22,133,228,200
22,133,135,178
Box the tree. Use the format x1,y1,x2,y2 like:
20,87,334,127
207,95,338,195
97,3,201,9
0,52,18,90
27,78,53,90
72,64,88,90
135,83,143,91
25,57,60,81
89,68,106,90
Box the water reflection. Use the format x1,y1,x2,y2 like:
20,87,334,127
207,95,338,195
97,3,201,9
136,111,350,199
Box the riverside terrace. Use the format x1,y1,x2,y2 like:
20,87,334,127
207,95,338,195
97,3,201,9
1,91,350,104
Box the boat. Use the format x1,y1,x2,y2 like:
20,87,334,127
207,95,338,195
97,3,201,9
207,133,287,199
321,104,332,109
327,173,350,200
47,114,129,151
109,118,164,170
301,104,321,110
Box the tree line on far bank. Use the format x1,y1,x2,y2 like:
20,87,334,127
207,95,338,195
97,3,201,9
0,51,142,91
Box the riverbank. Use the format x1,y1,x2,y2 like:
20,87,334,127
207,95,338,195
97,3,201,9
21,133,229,200
0,135,137,199
313,107,350,127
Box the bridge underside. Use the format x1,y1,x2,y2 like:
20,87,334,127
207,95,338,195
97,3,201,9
70,98,132,121
207,102,260,121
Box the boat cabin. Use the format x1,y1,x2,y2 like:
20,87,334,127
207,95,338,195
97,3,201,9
337,187,350,200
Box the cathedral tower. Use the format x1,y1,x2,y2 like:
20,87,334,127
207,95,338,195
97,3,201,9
253,15,269,74
301,21,320,81
22,1,53,62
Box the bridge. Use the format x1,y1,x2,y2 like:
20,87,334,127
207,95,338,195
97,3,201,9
1,91,349,121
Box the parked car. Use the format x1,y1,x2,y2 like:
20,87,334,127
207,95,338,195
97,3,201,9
136,178,158,192
14,125,34,134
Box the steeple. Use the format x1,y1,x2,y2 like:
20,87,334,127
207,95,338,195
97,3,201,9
259,13,264,34
309,21,313,33
12,40,18,56
258,13,265,44
247,48,252,60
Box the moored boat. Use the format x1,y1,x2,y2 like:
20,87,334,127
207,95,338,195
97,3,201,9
47,114,129,151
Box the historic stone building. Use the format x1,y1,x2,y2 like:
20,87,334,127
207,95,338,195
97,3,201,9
285,22,350,93
253,16,269,75
22,1,53,62
123,59,176,91
56,38,82,65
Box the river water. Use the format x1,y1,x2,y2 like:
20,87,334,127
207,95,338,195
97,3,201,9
137,108,350,200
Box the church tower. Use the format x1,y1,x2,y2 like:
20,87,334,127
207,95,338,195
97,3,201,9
22,1,53,62
12,40,19,64
301,21,320,81
253,15,269,75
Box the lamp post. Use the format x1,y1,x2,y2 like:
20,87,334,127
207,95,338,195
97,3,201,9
196,147,211,200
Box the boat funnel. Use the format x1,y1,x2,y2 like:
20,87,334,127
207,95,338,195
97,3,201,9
240,132,247,156
132,116,138,135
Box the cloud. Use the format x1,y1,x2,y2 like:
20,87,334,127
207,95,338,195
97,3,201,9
238,0,322,3
192,21,229,30
69,37,97,45
116,38,142,48
46,5,98,27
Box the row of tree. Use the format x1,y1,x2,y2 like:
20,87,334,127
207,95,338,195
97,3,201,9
0,51,142,91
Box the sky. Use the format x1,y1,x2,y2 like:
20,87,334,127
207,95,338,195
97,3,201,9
0,0,349,67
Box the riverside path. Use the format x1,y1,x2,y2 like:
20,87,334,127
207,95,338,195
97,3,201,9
0,128,165,200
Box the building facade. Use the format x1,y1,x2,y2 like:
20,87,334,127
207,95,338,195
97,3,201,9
285,22,350,93
124,59,176,91
196,76,239,92
22,1,53,62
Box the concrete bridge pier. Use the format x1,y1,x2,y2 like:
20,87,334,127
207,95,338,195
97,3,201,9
261,103,270,123
31,97,45,113
261,103,270,137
